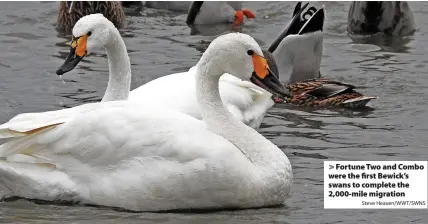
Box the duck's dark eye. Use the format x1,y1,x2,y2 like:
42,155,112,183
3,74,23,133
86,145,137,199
87,31,92,37
247,50,254,55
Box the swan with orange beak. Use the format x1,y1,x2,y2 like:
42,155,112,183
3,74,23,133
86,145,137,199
56,14,287,130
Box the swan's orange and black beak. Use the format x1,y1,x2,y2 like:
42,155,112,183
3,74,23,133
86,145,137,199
56,34,88,75
250,53,290,98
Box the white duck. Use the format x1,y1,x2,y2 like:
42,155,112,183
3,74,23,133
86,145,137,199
142,1,256,26
186,1,256,26
56,14,287,129
0,31,292,212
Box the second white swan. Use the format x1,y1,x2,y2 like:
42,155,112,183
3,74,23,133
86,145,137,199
56,14,288,129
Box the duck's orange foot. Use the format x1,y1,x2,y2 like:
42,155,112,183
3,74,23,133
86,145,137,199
243,9,256,19
233,9,256,26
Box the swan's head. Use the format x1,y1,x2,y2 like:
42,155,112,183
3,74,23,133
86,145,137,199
199,33,289,97
268,3,324,83
56,13,117,75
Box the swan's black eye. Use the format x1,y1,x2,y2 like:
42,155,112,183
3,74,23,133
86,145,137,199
247,50,254,55
87,31,92,37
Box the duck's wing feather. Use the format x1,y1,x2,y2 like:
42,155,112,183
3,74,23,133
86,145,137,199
305,83,354,98
288,79,356,97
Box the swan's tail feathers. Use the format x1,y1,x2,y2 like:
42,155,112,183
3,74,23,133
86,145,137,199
0,160,76,201
342,96,378,108
0,123,61,160
0,110,67,138
0,123,61,139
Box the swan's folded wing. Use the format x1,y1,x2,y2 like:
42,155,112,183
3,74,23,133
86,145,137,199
0,108,76,138
220,74,274,128
0,104,243,171
0,103,108,138
128,68,203,118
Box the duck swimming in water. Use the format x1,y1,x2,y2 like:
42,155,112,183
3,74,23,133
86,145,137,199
57,1,126,33
267,2,378,109
57,1,255,33
145,0,256,25
347,1,415,36
186,1,256,26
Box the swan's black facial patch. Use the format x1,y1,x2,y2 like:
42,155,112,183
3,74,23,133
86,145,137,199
247,50,254,55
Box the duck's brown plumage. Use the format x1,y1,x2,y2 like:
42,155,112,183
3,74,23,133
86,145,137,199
273,78,377,109
264,2,378,109
264,50,377,109
57,1,126,33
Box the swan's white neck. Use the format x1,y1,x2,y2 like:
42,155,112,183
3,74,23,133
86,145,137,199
101,29,131,102
195,55,291,181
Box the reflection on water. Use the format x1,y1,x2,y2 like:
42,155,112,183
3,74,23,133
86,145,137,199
55,88,100,108
348,33,414,52
0,1,427,223
189,24,242,36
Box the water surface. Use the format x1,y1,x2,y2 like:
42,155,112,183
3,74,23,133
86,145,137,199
0,1,427,223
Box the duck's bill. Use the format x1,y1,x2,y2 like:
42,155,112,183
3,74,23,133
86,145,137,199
56,34,88,76
250,53,290,98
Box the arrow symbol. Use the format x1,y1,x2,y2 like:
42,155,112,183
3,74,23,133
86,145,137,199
329,165,334,170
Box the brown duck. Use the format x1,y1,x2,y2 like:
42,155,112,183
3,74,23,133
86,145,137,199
347,1,415,36
57,1,126,33
266,2,377,109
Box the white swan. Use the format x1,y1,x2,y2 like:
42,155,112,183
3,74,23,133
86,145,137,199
0,31,292,212
56,14,287,129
